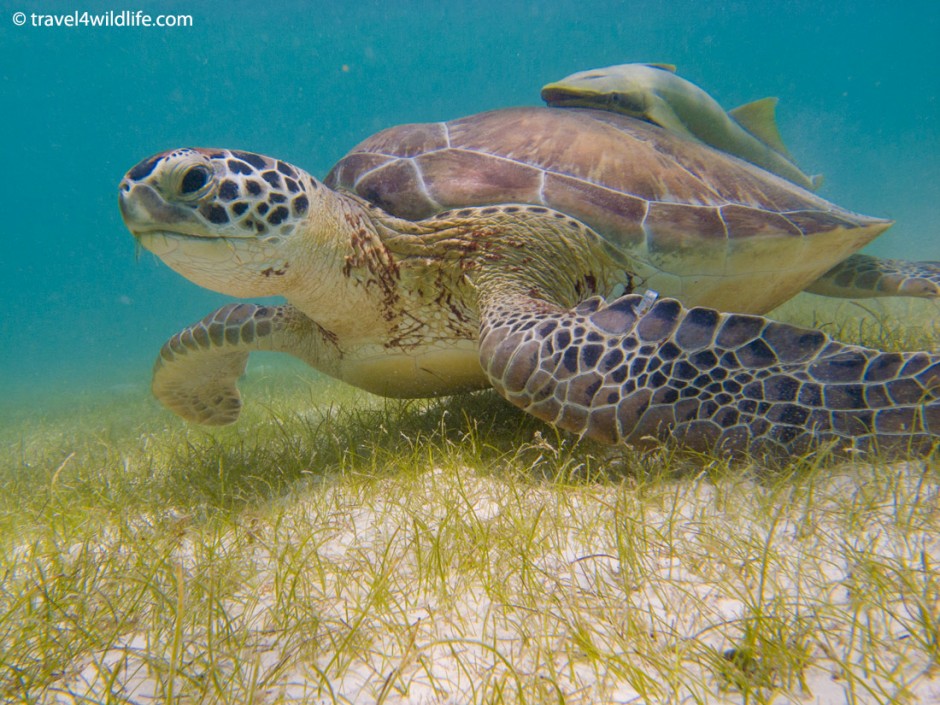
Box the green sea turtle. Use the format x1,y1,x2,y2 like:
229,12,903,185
119,107,940,456
542,63,823,190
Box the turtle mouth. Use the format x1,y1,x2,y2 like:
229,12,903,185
135,230,225,258
136,229,221,243
130,226,256,244
119,183,254,242
132,229,261,269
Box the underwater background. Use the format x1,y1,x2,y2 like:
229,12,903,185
1,0,937,416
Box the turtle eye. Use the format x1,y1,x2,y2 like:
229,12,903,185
179,165,212,198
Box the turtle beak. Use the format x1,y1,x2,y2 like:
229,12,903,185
118,181,198,237
117,179,141,228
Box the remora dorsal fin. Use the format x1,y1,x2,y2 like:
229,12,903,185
729,97,790,156
644,63,677,73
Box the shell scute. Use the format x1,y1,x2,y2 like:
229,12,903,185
328,106,892,312
416,149,543,211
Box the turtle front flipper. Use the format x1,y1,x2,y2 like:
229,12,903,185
806,254,940,299
478,293,940,457
153,303,341,425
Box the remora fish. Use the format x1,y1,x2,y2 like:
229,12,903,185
541,63,822,190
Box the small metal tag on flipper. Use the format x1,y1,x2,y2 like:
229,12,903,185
636,289,660,315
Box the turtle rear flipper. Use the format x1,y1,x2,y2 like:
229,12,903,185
153,303,341,425
806,254,940,299
478,292,940,457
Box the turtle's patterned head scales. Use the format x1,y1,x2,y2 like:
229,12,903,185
119,148,314,243
119,148,323,297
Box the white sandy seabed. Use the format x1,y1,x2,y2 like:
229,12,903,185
48,460,940,705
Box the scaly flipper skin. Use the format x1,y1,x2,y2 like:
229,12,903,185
479,293,940,457
153,303,341,425
806,254,940,299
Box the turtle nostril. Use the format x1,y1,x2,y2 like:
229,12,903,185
181,166,211,195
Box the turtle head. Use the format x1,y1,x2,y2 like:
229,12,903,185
119,148,323,297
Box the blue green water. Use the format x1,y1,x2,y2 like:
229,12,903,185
1,0,937,413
